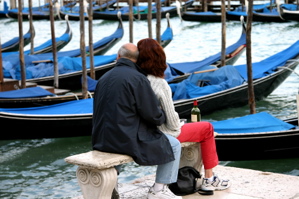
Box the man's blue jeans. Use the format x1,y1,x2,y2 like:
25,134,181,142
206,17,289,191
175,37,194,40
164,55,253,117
115,134,181,184
155,134,181,184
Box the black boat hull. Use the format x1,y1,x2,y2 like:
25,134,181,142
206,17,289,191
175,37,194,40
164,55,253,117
216,118,299,160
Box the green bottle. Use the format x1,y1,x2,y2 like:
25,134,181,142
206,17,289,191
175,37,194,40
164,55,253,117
191,100,201,122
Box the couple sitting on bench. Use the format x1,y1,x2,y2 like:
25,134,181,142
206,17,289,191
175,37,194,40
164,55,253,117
91,40,231,199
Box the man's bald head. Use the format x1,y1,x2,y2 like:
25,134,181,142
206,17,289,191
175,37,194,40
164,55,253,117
117,43,139,63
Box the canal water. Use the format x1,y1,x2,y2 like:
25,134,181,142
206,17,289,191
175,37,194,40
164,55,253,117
1,13,299,198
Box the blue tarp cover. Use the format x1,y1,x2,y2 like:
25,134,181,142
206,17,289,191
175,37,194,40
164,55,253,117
211,112,295,134
170,65,245,100
3,54,116,80
0,87,55,99
186,11,219,16
170,40,299,100
86,76,98,92
0,98,93,115
281,4,299,11
235,40,299,80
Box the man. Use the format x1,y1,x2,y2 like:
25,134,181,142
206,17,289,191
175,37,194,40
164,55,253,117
92,43,182,199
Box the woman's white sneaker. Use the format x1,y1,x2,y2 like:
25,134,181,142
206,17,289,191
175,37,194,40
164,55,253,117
147,185,182,199
201,174,231,191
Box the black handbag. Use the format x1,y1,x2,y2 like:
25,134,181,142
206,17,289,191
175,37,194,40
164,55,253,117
168,166,202,196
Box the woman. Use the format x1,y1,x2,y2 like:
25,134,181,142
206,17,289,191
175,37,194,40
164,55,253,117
137,38,231,193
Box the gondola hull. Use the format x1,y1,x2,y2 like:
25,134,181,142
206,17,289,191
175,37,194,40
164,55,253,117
0,99,94,140
1,101,299,162
279,5,299,22
0,113,92,140
252,11,286,22
215,117,299,161
182,11,222,22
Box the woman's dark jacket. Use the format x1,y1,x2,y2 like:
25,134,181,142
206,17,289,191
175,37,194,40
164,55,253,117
92,58,175,165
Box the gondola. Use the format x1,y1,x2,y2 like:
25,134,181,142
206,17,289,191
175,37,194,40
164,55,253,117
2,12,124,90
159,12,173,48
212,112,299,161
226,1,273,21
165,18,246,84
59,0,117,20
181,11,222,22
278,3,299,22
172,39,299,118
29,11,124,58
28,14,73,54
7,0,60,20
92,0,194,21
252,7,287,22
2,15,72,57
0,98,94,140
1,100,299,162
1,27,33,52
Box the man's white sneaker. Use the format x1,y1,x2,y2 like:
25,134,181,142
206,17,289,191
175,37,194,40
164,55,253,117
201,174,231,191
147,185,182,199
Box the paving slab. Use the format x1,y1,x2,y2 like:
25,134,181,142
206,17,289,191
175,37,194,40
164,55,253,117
73,165,299,199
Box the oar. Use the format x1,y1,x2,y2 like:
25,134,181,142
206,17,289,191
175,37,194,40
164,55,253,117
193,68,218,74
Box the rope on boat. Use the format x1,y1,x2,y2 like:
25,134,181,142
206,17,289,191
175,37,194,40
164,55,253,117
277,66,299,77
64,92,79,100
87,91,93,98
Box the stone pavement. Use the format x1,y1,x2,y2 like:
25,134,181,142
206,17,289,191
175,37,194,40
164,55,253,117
73,165,299,199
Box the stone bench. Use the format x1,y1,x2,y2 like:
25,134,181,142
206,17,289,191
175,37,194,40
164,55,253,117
65,142,202,199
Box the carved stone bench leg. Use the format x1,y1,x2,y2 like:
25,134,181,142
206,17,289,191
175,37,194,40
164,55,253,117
76,166,117,199
179,143,203,171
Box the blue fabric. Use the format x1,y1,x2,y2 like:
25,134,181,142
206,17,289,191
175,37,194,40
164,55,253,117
235,40,299,80
3,54,116,80
253,7,280,16
226,11,247,17
281,4,299,11
85,76,98,92
188,11,219,16
211,112,295,134
0,87,55,99
170,65,245,100
0,98,93,115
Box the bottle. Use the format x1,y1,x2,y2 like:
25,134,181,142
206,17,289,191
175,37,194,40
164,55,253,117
191,100,201,122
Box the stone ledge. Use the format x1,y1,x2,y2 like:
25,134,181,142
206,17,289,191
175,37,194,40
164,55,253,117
72,165,299,199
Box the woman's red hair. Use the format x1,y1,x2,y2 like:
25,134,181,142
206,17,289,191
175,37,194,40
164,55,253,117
137,38,167,78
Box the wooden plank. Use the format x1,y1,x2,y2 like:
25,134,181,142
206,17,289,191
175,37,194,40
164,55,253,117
32,60,53,64
193,68,218,74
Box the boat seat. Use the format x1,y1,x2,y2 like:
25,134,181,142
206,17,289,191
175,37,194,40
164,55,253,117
65,142,202,199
